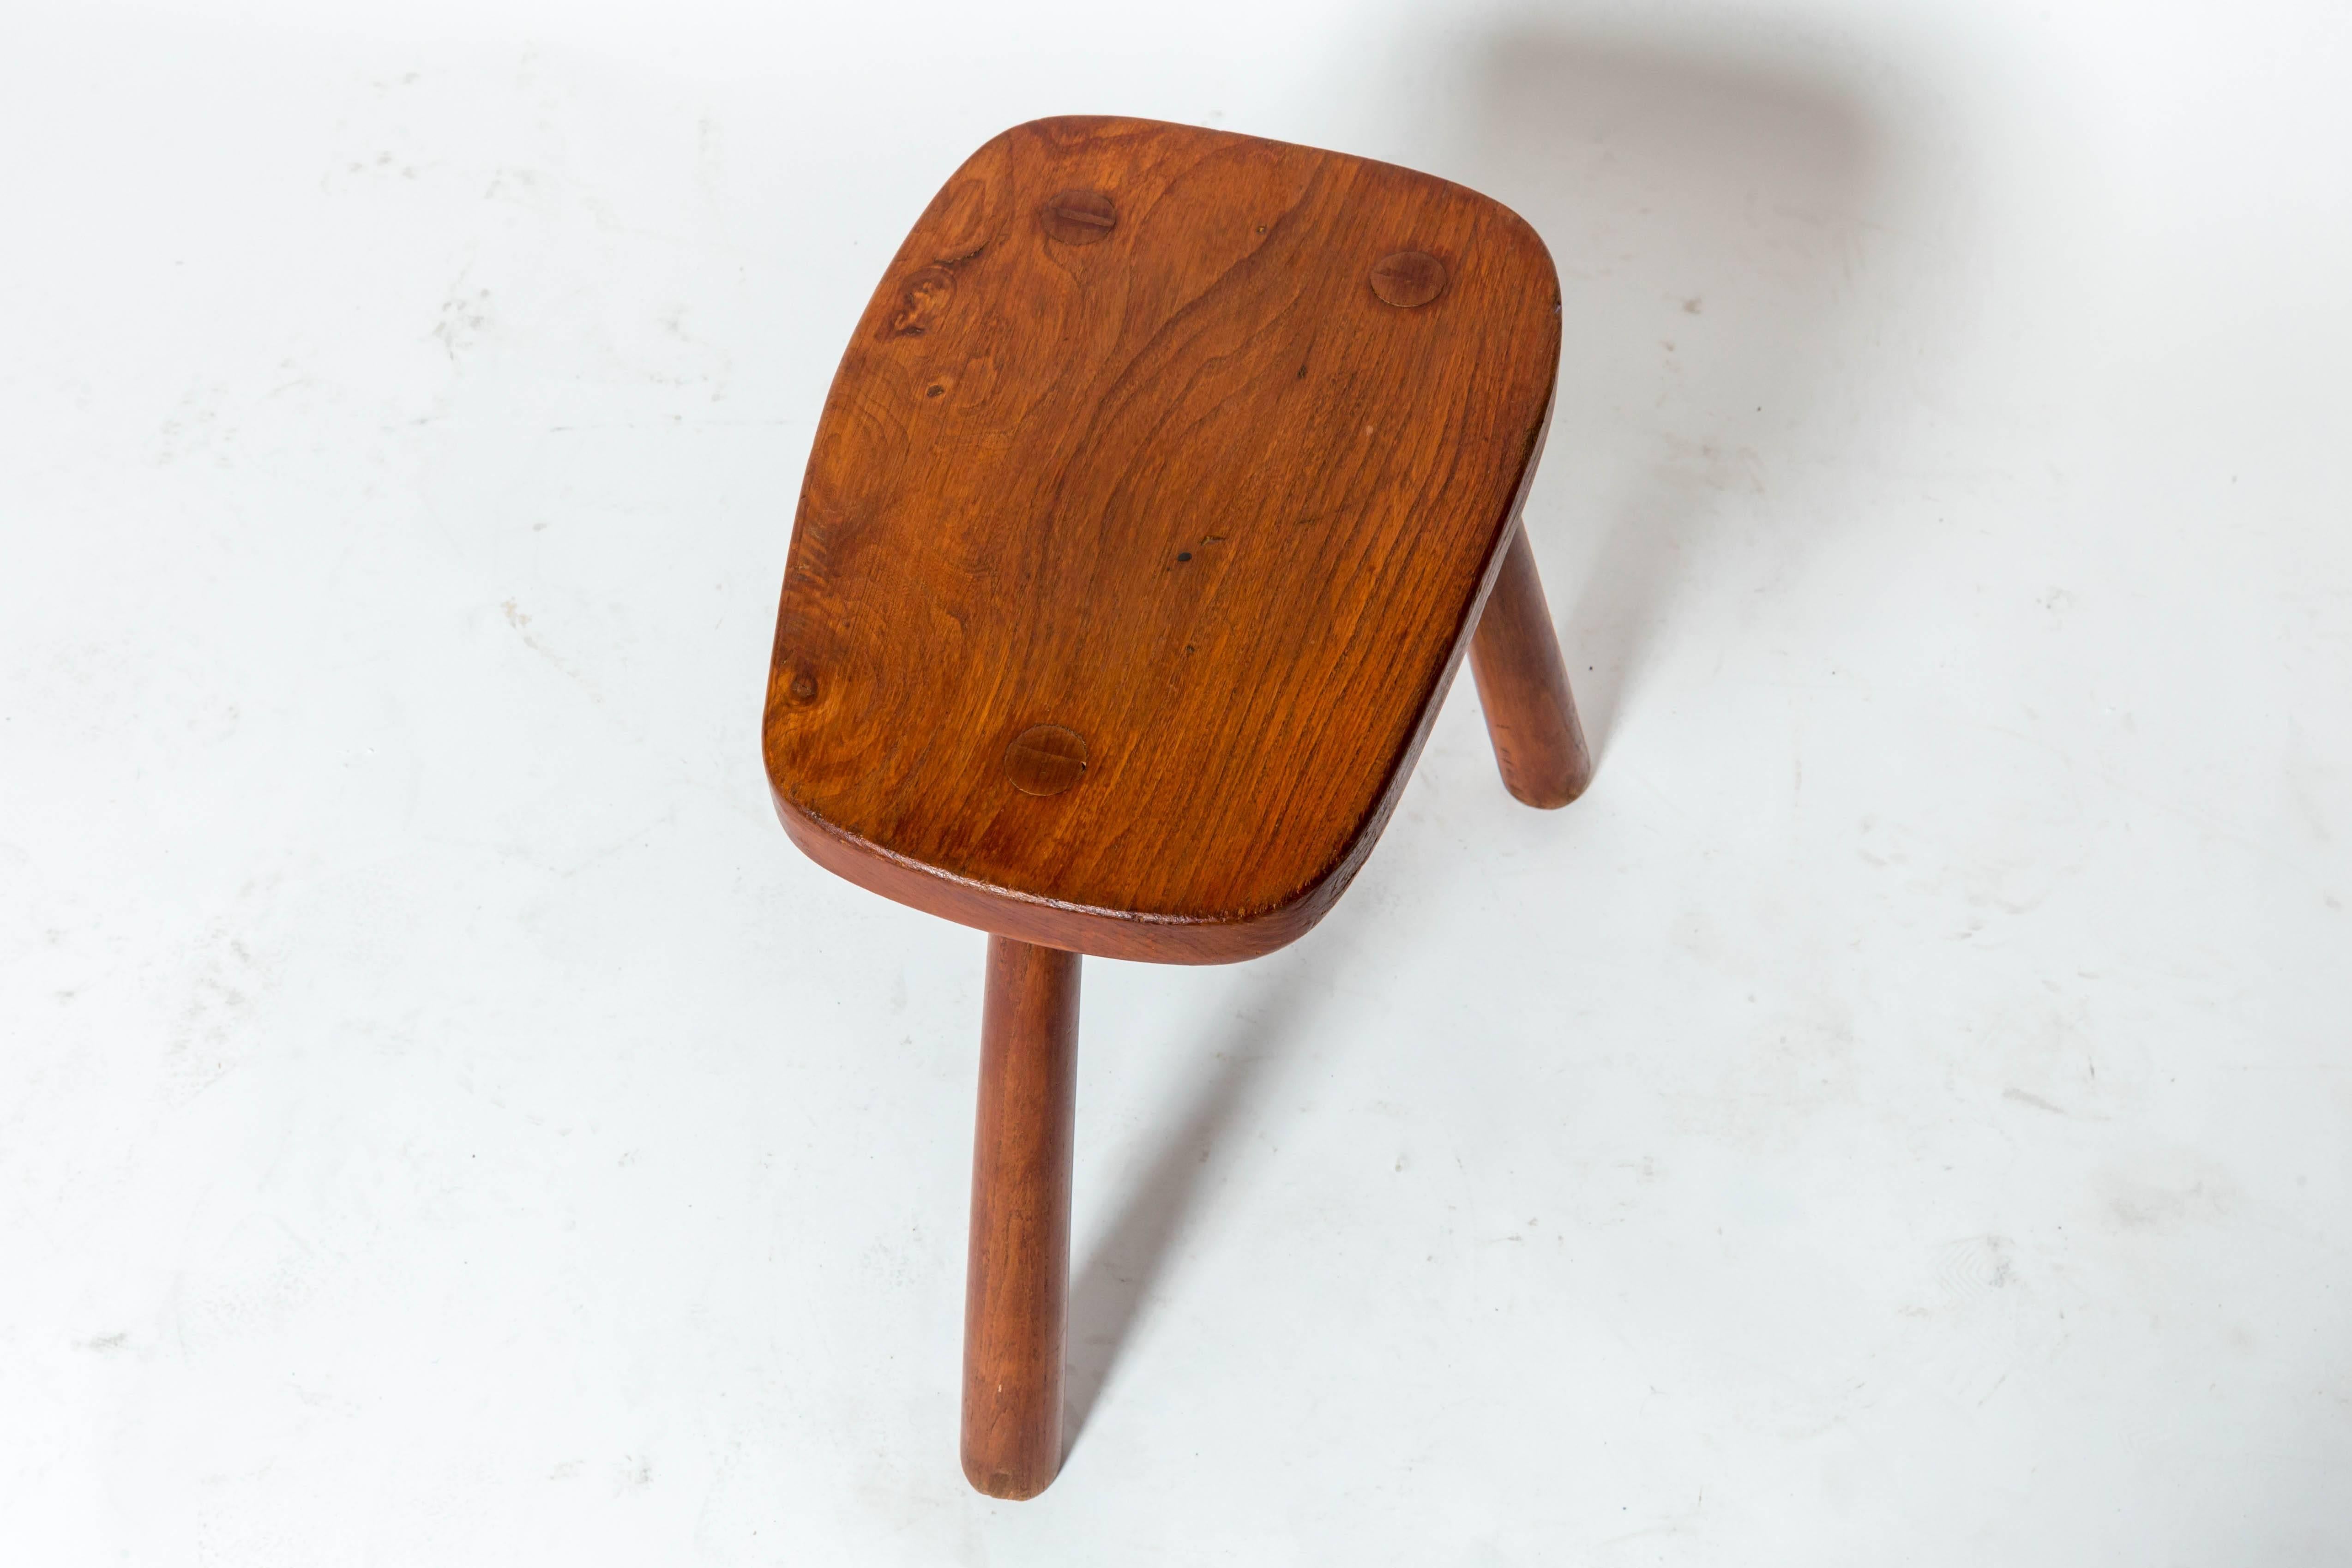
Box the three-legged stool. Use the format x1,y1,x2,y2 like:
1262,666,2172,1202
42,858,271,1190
763,116,1591,1498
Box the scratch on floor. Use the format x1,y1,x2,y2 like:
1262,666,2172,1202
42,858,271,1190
502,598,600,702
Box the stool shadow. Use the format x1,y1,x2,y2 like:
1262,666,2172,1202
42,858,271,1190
1062,965,1320,1455
1442,25,1896,753
1058,17,1910,1460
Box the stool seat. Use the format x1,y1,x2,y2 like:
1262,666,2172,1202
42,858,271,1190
761,116,1592,1500
764,116,1565,963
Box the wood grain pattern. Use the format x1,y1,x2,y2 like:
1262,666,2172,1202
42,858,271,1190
764,116,1564,963
962,936,1081,1500
1468,524,1594,807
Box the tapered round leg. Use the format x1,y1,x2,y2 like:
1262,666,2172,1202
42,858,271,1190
962,935,1082,1499
1469,524,1594,807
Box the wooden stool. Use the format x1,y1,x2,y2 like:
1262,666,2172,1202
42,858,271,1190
762,117,1591,1498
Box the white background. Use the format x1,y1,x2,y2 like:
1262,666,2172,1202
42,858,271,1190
4,0,2349,1561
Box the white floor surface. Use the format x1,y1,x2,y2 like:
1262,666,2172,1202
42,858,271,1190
5,0,2350,1561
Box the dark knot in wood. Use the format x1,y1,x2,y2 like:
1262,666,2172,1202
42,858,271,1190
1005,724,1089,795
1040,189,1117,246
888,265,956,338
1369,250,1447,308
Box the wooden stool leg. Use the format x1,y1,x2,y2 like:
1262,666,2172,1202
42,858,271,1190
1469,524,1594,808
962,935,1082,1499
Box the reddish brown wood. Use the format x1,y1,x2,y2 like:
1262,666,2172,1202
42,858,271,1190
764,115,1569,963
1469,524,1594,808
962,936,1082,1499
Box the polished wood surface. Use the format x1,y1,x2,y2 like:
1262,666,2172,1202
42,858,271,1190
1468,525,1594,808
961,936,1082,1500
764,115,1565,963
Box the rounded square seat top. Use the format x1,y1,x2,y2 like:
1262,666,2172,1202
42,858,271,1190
764,117,1561,962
